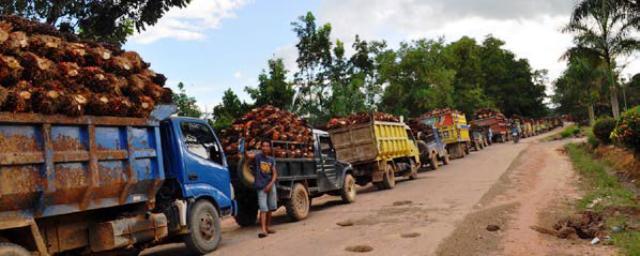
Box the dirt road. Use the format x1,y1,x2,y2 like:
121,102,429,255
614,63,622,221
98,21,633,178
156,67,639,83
144,130,607,256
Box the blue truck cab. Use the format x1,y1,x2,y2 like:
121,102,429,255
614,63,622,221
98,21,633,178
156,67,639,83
414,125,450,170
0,108,235,256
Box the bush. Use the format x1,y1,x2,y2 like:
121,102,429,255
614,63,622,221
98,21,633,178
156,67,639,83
612,107,640,153
587,129,599,148
593,117,616,144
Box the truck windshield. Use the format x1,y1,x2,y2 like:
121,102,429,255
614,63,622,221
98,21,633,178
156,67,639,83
181,122,224,165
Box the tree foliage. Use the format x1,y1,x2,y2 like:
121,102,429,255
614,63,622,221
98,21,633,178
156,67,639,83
172,82,202,118
0,0,191,44
565,0,640,119
246,58,294,110
212,89,249,131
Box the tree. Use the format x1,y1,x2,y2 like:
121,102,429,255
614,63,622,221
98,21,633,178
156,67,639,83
378,39,455,117
172,82,202,118
478,36,547,117
0,0,191,44
291,11,333,124
566,0,640,119
212,89,249,131
246,58,295,109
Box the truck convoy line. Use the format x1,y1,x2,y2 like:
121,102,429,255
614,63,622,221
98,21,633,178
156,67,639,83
0,107,563,256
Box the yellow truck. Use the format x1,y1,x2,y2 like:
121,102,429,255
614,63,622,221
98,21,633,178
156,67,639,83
328,120,421,190
421,109,471,159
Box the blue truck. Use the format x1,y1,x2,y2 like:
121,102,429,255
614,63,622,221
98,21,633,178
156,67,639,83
0,106,236,255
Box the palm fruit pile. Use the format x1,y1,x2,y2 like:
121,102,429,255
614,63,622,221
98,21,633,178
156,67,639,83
407,119,435,141
325,112,400,130
219,105,314,159
473,108,505,120
0,15,172,117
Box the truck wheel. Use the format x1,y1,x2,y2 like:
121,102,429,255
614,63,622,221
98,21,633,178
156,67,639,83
341,174,357,203
286,183,310,221
184,200,221,255
430,154,439,170
442,151,451,165
234,192,258,227
0,243,31,256
408,159,419,180
381,163,396,189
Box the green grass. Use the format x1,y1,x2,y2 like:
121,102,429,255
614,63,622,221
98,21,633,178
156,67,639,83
565,143,640,255
560,125,581,139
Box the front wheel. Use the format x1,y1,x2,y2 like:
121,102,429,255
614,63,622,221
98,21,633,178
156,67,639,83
184,200,222,255
382,163,396,189
430,154,439,170
0,243,31,256
285,183,310,221
233,191,258,227
341,174,357,203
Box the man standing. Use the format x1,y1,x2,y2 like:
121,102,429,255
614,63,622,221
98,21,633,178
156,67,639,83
251,141,278,238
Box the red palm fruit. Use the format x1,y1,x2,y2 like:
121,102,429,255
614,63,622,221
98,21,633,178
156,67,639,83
109,96,132,117
62,42,87,64
86,93,111,116
121,51,148,71
85,46,111,67
0,55,23,86
0,86,8,107
58,62,80,78
60,93,88,116
20,52,58,82
125,74,147,97
31,88,62,114
3,31,28,53
3,88,32,113
130,95,155,118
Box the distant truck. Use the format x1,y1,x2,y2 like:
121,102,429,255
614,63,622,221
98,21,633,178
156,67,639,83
0,107,236,256
230,129,356,227
328,120,421,190
471,109,510,143
409,120,450,170
422,110,471,159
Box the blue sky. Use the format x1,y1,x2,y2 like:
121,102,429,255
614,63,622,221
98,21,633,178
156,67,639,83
125,0,321,112
123,0,640,112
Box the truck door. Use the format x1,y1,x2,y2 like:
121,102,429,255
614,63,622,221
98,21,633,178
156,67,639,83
178,121,231,196
317,134,340,191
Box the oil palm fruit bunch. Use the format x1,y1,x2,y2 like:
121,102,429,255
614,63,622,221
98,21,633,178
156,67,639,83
0,15,173,117
220,105,314,159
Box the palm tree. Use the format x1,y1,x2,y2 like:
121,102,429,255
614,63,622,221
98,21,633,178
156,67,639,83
560,47,608,124
565,0,640,119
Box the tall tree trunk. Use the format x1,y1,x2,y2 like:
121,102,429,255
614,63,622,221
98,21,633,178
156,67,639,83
607,61,620,119
588,104,595,126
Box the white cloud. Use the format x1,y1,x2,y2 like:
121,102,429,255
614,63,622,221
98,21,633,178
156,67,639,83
130,0,249,44
233,71,243,79
273,44,299,75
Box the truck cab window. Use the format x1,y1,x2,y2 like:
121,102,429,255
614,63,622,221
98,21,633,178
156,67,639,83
180,122,224,165
319,135,335,158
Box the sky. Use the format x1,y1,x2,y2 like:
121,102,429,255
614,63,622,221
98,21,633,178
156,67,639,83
124,0,640,112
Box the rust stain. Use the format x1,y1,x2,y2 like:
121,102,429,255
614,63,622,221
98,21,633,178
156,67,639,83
0,133,41,153
52,165,89,204
0,165,42,211
53,135,86,151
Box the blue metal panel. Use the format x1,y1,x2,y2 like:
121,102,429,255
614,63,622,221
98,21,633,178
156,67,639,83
0,115,165,222
183,183,233,209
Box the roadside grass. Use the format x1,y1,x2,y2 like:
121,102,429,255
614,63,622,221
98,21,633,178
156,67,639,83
565,143,640,255
543,124,585,141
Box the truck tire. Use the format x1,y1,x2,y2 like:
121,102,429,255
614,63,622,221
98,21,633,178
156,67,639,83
381,163,396,189
430,154,439,170
233,192,258,227
0,243,30,256
184,200,222,255
442,150,451,165
285,183,310,221
408,159,419,180
340,174,357,203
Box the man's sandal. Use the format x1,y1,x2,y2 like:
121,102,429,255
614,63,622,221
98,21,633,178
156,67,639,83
267,229,276,234
258,233,268,238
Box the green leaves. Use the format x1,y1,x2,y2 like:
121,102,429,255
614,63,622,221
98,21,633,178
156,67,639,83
172,82,202,118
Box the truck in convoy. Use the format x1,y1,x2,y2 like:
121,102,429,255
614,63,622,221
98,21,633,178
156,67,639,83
470,124,488,151
408,119,450,170
328,120,421,190
421,109,471,159
0,107,236,256
471,109,510,143
230,129,356,227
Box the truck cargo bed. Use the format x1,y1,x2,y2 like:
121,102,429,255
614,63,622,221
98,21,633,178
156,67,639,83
0,112,164,222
